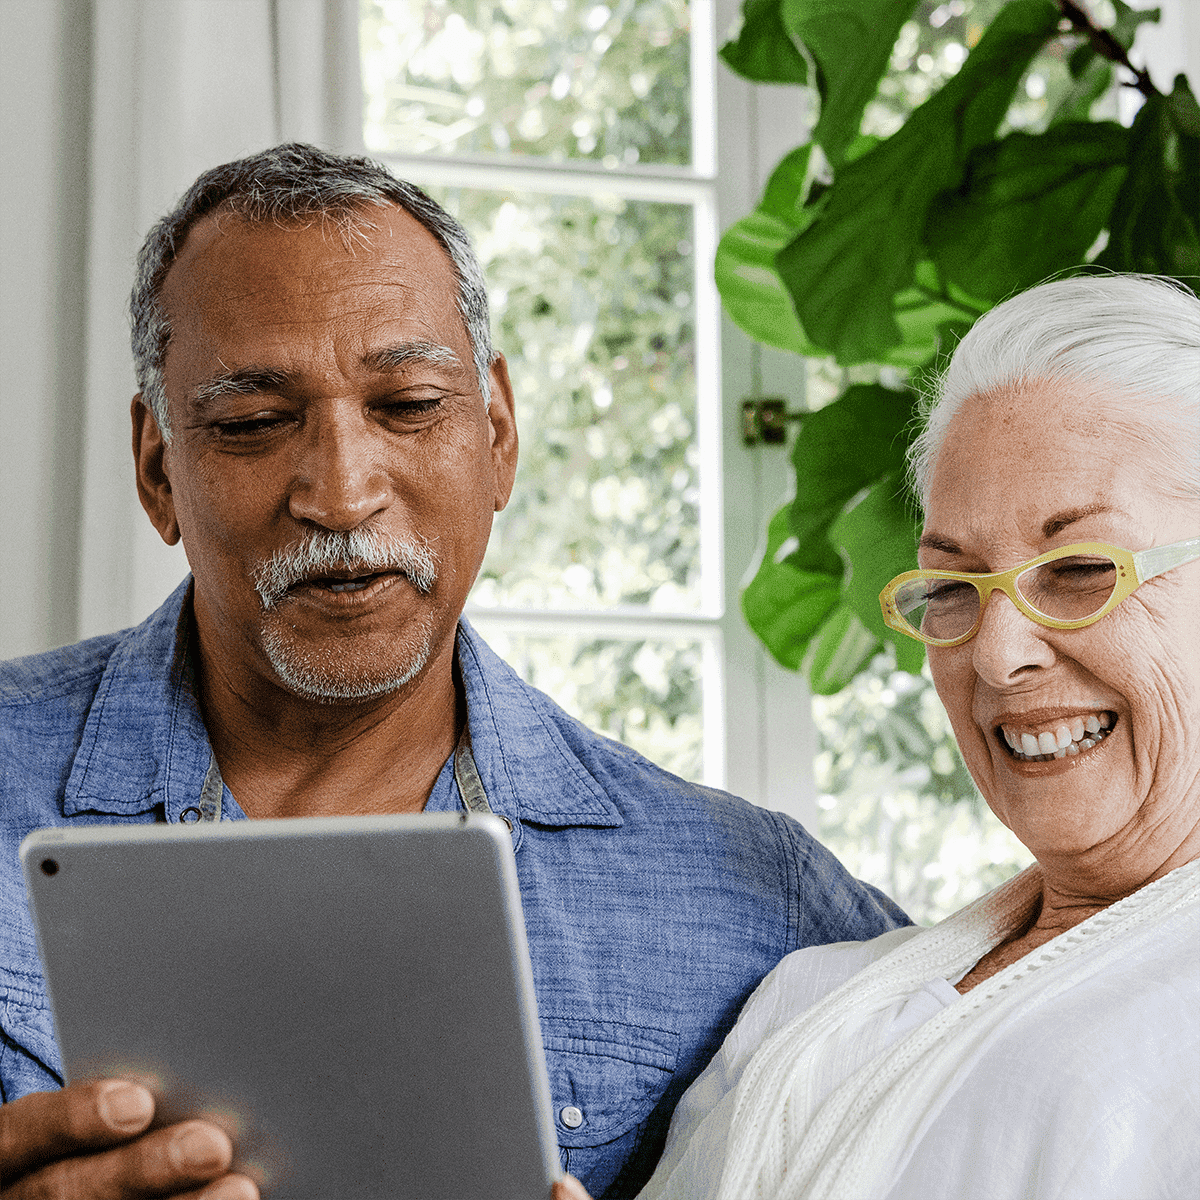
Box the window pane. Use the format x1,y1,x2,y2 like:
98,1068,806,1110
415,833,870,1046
813,654,1033,924
361,0,693,166
469,622,705,780
426,185,702,612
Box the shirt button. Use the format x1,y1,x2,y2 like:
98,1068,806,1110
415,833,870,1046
560,1106,584,1129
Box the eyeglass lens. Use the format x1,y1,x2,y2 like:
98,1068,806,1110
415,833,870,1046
894,553,1119,640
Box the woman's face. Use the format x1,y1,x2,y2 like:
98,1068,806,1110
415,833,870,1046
923,379,1200,893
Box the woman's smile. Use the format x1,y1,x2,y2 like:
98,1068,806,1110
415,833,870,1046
997,710,1115,762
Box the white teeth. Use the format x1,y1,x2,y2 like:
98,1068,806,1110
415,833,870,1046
1002,714,1115,762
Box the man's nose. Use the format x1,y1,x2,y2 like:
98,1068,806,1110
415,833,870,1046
969,588,1057,688
287,411,393,530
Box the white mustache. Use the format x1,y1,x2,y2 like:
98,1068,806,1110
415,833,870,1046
253,529,437,609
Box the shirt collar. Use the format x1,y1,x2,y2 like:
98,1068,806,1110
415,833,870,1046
62,583,623,830
63,578,213,821
456,618,623,829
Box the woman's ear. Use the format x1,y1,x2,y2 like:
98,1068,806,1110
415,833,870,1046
132,395,181,545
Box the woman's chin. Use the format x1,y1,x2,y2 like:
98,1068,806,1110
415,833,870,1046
976,723,1134,857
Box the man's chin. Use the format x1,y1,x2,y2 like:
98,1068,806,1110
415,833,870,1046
259,620,433,704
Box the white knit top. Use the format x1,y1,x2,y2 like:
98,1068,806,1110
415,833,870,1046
640,858,1200,1200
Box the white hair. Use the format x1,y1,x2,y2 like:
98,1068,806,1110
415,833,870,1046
909,274,1200,506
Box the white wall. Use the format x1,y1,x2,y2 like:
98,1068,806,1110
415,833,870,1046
0,0,90,657
0,0,362,659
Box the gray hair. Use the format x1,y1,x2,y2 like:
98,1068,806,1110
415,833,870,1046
130,143,494,439
909,274,1200,506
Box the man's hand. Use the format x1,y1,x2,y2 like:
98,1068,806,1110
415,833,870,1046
0,1080,258,1199
552,1175,593,1200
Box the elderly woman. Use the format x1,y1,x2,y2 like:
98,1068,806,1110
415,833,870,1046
557,273,1200,1200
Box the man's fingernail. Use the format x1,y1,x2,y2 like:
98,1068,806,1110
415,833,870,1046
97,1081,154,1130
173,1125,227,1171
199,1178,258,1200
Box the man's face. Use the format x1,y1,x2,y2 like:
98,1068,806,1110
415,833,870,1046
134,204,517,704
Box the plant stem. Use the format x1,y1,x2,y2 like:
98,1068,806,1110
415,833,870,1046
913,284,987,320
1054,0,1158,100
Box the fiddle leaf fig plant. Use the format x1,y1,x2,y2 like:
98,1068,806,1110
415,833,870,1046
719,0,1199,694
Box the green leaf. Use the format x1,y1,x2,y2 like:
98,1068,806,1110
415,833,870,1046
885,261,988,368
1096,77,1200,286
803,604,880,694
741,503,842,670
714,146,827,354
715,211,823,354
827,475,926,675
743,387,922,681
927,122,1130,304
775,0,1062,364
779,0,922,164
786,383,919,574
760,144,823,224
719,0,809,84
1050,56,1113,127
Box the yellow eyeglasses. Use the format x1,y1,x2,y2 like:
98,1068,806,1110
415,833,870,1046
880,537,1200,647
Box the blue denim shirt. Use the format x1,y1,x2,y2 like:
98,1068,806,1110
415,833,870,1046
0,579,908,1197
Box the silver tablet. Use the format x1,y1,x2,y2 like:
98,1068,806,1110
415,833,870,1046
20,813,560,1200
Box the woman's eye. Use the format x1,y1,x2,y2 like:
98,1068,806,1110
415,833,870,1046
926,580,974,606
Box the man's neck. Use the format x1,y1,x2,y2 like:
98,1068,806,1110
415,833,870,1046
193,636,463,820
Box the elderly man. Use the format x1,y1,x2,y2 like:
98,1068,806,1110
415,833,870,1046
0,144,905,1199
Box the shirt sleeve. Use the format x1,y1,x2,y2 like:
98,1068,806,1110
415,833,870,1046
769,810,912,955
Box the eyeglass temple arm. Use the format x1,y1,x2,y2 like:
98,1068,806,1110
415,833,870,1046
1134,536,1200,582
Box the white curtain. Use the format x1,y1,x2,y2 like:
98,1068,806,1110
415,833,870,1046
0,0,363,659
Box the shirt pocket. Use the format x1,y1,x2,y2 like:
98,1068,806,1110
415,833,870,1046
0,992,64,1099
541,1016,678,1148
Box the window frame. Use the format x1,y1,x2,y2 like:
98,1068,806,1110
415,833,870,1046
366,0,820,823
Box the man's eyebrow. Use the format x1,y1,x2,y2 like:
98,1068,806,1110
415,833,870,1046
361,341,461,373
191,368,293,411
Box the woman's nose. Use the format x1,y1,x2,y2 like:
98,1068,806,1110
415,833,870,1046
970,589,1057,688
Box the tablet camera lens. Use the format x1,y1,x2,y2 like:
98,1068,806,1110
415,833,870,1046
40,858,59,876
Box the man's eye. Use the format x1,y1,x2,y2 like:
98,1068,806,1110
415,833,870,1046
214,415,284,437
378,396,443,418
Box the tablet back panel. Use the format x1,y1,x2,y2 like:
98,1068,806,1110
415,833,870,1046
21,814,558,1200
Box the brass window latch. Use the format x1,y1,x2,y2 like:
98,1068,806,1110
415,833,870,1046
741,397,802,446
